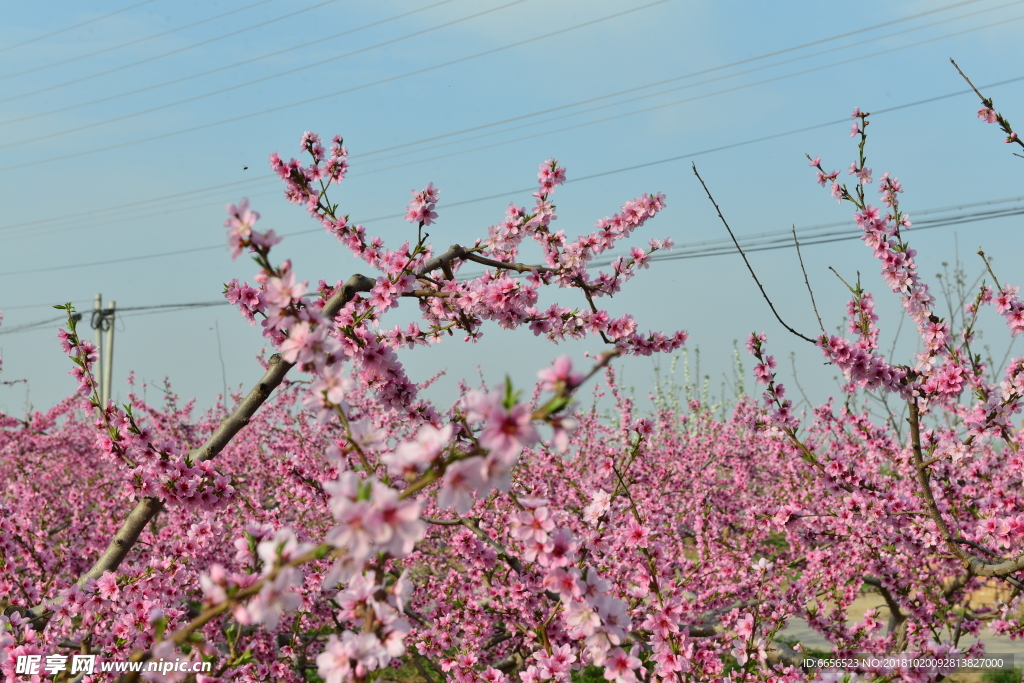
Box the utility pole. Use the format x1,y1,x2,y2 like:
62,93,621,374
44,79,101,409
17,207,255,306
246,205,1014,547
103,301,115,407
91,294,116,407
93,294,103,398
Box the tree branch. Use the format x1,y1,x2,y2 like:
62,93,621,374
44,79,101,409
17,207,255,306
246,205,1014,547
193,273,374,463
417,244,552,277
16,274,376,628
793,225,825,334
862,576,906,633
691,163,816,344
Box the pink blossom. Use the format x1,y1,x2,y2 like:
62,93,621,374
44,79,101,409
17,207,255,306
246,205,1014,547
537,355,583,391
478,401,539,460
385,424,453,477
437,456,486,513
602,646,642,683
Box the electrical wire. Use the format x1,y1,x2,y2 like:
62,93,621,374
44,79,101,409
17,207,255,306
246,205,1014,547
354,0,996,159
0,0,157,54
0,0,344,102
0,176,276,233
0,0,462,127
3,54,1019,242
0,0,278,81
9,0,1018,155
0,300,90,312
2,178,1021,282
347,8,1024,181
1,72,1021,250
0,315,69,335
351,0,1024,169
0,0,674,172
0,0,530,150
2,65,1023,264
0,302,230,336
6,21,1023,245
3,201,1021,335
0,0,1008,232
0,0,989,130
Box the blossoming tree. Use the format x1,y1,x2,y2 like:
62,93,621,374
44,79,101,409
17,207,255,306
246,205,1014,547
2,64,1024,683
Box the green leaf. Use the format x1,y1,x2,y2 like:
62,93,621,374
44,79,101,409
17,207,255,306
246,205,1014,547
503,376,520,410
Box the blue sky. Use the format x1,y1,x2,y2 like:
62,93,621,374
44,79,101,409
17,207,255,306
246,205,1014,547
2,0,1023,418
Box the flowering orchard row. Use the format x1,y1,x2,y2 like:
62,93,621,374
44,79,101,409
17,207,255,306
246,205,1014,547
3,68,1024,683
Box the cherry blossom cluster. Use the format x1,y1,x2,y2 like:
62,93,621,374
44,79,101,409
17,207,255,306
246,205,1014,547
405,182,439,226
745,332,797,429
223,133,688,433
224,198,281,261
5,337,1024,682
269,132,349,215
972,80,1023,147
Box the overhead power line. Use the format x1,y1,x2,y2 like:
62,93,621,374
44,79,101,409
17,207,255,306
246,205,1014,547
0,0,462,127
0,0,531,149
0,0,1008,233
0,176,276,234
4,12,1024,245
1,73,1022,259
0,301,229,336
0,0,675,172
6,0,1018,154
0,315,68,336
0,0,157,54
0,0,989,129
0,300,90,312
2,163,1022,281
3,200,1021,334
0,0,278,81
352,1,1024,170
3,69,1024,249
352,0,995,159
0,0,344,101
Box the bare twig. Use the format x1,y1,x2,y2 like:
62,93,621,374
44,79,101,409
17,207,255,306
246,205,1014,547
950,58,988,103
692,164,815,344
977,249,1002,289
793,225,824,334
788,352,812,410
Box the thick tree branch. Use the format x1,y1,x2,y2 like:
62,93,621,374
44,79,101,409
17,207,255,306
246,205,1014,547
193,273,374,463
15,275,376,627
862,576,906,633
908,401,969,562
418,244,551,277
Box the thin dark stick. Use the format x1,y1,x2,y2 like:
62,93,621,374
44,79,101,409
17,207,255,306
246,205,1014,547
828,266,854,291
692,163,815,344
793,225,824,334
788,352,812,409
977,249,1003,289
950,58,988,103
